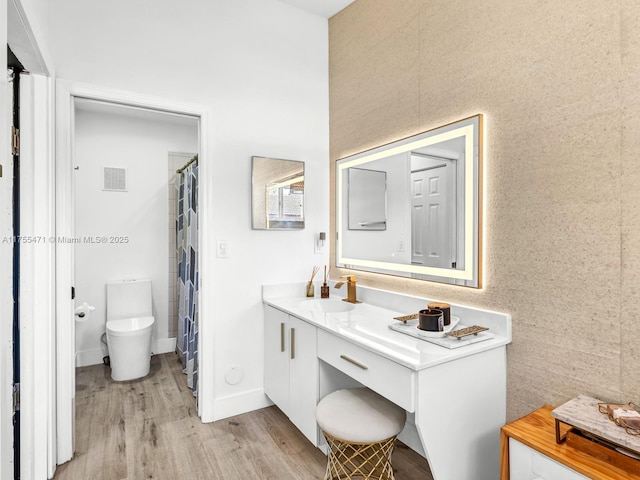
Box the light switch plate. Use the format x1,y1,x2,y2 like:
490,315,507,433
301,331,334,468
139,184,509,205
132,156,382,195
216,239,229,258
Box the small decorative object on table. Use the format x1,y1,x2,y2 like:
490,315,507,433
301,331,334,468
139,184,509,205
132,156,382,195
321,265,330,298
389,314,493,349
552,395,640,466
393,313,418,324
427,302,451,325
446,325,488,339
598,402,640,436
306,265,319,297
418,308,444,332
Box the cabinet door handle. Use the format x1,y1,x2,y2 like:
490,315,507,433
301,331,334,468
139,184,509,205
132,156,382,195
340,354,368,370
290,328,296,360
280,322,285,352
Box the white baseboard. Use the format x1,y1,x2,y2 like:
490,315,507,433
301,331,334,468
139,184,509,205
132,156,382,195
75,349,107,368
211,388,273,422
76,337,177,367
153,337,177,355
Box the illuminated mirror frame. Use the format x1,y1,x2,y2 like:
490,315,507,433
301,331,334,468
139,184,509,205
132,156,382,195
336,114,483,288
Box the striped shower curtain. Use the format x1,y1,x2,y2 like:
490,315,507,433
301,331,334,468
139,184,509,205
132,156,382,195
176,156,199,398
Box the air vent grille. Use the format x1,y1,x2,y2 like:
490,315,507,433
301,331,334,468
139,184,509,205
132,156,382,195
103,167,127,192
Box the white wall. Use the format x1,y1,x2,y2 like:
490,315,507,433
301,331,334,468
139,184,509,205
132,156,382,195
74,106,198,366
14,0,49,43
48,0,330,419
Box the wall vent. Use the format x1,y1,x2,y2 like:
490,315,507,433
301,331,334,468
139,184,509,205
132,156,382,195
103,167,127,192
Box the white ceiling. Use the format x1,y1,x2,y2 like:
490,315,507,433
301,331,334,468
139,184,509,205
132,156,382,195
277,0,355,18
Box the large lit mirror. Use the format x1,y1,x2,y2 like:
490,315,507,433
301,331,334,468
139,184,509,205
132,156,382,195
252,156,305,230
336,115,482,287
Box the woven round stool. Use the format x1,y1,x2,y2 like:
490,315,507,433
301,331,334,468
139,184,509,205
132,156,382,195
316,388,406,480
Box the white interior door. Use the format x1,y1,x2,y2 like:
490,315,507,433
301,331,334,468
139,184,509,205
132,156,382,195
411,160,456,269
55,82,77,465
19,72,57,480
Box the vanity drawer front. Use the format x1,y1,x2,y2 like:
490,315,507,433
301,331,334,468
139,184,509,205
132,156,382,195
317,329,415,412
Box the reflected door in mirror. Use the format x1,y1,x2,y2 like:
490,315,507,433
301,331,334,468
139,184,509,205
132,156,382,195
410,156,456,270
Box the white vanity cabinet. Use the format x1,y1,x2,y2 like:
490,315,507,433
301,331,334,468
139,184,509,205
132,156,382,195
263,283,513,480
264,305,319,445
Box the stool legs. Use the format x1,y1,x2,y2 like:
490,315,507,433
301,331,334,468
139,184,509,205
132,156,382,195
323,432,398,480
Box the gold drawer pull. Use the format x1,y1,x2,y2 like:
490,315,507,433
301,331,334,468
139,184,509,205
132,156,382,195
340,354,368,370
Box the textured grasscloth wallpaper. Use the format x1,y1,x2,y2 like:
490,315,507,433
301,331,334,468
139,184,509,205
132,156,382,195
329,0,640,421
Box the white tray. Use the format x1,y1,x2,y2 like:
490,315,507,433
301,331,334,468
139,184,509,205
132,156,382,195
389,318,494,349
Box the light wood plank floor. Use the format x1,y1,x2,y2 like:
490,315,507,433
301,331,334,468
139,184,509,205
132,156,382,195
54,353,432,480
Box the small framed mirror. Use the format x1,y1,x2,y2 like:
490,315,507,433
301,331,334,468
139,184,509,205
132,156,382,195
348,167,387,231
252,156,305,230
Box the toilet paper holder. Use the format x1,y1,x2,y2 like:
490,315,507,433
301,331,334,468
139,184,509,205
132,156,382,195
74,302,96,320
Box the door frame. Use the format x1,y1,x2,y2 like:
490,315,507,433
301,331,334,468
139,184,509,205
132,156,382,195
3,0,54,478
55,81,214,464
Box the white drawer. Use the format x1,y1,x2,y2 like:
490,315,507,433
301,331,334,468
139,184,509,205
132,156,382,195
509,438,588,480
317,329,415,412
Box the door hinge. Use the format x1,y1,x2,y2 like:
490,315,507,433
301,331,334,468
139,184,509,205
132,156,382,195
11,126,19,156
12,383,20,413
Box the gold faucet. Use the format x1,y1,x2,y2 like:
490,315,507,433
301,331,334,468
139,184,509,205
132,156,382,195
335,275,361,304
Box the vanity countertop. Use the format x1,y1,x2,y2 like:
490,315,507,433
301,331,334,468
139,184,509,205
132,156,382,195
263,282,512,371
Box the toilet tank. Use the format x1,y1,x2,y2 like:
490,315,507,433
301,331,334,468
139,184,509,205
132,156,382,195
106,279,153,321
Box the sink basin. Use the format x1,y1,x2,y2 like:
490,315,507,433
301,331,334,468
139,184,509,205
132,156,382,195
297,299,356,313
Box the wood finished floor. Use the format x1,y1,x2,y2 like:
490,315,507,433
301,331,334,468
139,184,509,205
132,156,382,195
53,353,432,480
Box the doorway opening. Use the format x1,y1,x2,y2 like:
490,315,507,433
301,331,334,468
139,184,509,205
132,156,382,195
55,83,213,464
72,100,198,404
72,98,198,370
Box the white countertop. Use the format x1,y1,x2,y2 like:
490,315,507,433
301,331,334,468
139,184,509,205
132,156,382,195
263,282,512,371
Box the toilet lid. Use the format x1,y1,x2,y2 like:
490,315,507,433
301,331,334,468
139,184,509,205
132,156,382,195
106,316,154,334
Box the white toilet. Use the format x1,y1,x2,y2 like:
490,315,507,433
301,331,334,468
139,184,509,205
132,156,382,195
106,279,155,381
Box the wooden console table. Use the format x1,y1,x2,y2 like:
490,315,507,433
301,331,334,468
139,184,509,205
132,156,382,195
500,406,640,480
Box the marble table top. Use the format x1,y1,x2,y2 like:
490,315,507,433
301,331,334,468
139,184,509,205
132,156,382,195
552,394,640,455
